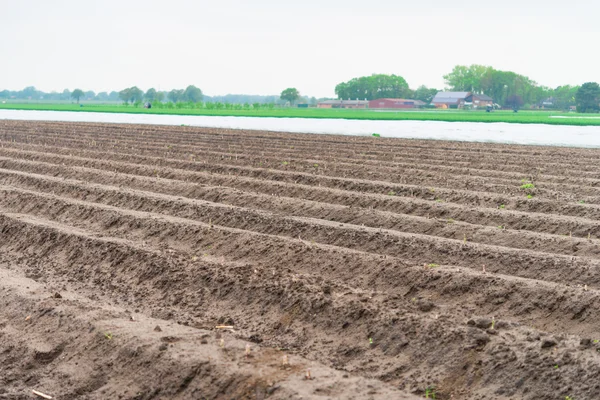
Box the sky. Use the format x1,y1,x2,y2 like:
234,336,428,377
1,0,599,98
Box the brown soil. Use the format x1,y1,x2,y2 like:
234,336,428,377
1,120,600,399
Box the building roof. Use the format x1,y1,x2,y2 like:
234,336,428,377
318,100,369,105
470,94,493,101
371,98,426,105
431,92,471,103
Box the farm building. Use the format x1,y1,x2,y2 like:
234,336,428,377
432,92,494,109
539,97,555,109
431,92,471,108
465,93,493,108
317,100,369,109
368,98,426,109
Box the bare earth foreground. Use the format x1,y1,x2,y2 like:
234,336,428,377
1,121,600,400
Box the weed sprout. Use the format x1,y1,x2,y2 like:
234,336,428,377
425,386,436,399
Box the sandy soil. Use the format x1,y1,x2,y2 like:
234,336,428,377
1,120,600,399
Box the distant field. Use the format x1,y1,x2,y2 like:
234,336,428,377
1,102,600,126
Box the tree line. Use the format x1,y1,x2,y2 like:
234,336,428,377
332,66,599,112
0,85,318,107
3,66,599,112
0,87,121,102
116,85,204,104
441,65,581,110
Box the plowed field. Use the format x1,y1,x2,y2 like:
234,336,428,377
1,120,600,400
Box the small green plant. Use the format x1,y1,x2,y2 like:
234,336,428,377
104,332,113,340
498,225,504,229
491,317,496,330
447,218,455,224
282,161,289,165
520,183,535,190
554,364,559,369
369,338,374,345
578,200,585,204
372,133,381,137
499,204,505,209
435,198,444,203
387,191,396,196
425,386,436,399
527,194,534,199
427,263,440,268
313,163,319,168
565,396,575,400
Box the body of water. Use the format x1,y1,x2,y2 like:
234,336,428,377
1,109,599,148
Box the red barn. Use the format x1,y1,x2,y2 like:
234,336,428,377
368,98,426,109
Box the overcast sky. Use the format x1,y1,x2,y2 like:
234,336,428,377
1,0,598,97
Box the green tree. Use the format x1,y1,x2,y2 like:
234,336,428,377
552,85,579,110
183,85,203,103
21,86,39,99
108,91,120,101
444,65,545,107
168,89,184,103
414,85,438,103
118,89,129,104
443,65,471,91
118,86,143,104
506,95,524,111
71,89,84,103
444,65,494,93
576,82,600,113
280,88,300,105
144,88,157,102
335,74,410,100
